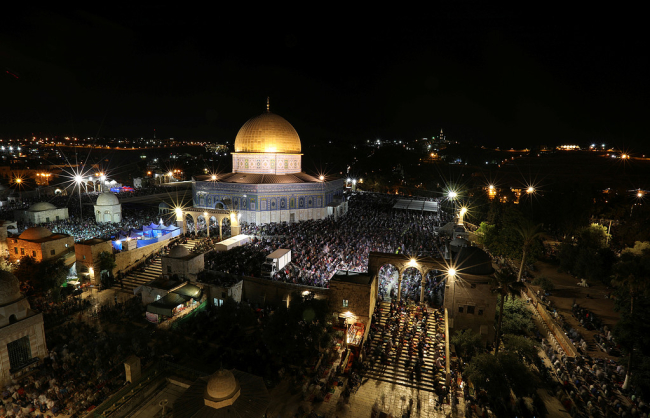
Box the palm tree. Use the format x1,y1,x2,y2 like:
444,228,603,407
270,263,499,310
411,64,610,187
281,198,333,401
97,251,117,287
612,249,650,389
491,268,525,356
514,221,544,281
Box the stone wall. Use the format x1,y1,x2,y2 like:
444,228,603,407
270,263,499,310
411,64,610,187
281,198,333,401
328,278,376,333
0,313,47,386
161,254,204,281
444,278,497,343
114,240,168,277
75,240,114,284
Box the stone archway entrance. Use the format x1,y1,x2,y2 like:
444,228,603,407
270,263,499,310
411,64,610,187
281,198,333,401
367,252,448,303
174,208,239,241
377,264,399,299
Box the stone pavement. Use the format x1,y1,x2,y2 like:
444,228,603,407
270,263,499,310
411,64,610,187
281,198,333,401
267,376,456,418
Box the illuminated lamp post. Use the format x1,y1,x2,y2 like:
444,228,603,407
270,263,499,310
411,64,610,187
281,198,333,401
15,177,22,200
74,175,84,221
458,207,468,226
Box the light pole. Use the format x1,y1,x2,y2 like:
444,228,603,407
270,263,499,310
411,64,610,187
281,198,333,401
15,178,22,201
75,175,83,221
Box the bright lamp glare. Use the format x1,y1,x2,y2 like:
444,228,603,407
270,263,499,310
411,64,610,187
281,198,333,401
74,175,83,183
448,268,456,277
448,191,458,199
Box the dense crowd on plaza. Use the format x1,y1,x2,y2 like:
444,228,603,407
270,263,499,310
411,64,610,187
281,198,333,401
6,189,167,243
0,299,146,418
199,194,452,288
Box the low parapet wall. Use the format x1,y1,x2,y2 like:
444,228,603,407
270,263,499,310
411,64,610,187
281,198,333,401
241,276,329,306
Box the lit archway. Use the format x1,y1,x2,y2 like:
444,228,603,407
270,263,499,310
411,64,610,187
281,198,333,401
400,266,423,301
378,264,399,300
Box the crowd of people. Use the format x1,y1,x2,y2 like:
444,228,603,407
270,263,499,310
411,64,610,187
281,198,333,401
201,194,453,288
1,315,132,417
366,299,446,385
544,339,646,417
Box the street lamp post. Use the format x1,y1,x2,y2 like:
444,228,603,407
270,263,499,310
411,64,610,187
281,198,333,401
75,175,83,221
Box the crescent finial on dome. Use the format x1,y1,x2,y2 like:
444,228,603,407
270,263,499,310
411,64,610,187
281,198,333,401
266,96,270,112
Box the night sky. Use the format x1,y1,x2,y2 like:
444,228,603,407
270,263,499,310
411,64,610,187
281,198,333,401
1,7,647,151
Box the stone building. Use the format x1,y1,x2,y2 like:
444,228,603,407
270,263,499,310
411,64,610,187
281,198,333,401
14,202,68,225
161,246,204,281
7,227,74,262
191,101,346,225
75,238,114,284
94,192,122,223
443,246,497,343
0,220,17,257
0,271,47,385
328,271,377,336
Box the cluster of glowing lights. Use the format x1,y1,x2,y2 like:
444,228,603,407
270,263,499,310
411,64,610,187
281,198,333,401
488,184,497,199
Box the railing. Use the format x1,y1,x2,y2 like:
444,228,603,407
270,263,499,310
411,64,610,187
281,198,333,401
522,286,578,357
89,361,208,418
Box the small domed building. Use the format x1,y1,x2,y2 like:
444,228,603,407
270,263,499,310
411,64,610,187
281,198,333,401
7,226,75,262
161,245,204,281
192,101,346,225
173,368,269,417
0,271,48,385
14,201,69,225
94,192,122,223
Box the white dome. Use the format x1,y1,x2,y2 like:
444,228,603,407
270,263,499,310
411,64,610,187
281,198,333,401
19,226,53,241
169,246,190,258
96,192,120,206
0,270,22,305
28,202,57,212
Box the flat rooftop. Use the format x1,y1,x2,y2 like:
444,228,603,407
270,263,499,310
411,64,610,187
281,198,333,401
392,199,438,212
331,270,373,285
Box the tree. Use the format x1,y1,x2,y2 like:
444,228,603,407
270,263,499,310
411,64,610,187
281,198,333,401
502,334,539,366
498,296,535,337
558,223,615,284
451,329,483,360
491,268,525,355
513,221,545,281
97,251,117,288
612,246,650,389
532,276,555,292
13,257,69,301
464,352,538,407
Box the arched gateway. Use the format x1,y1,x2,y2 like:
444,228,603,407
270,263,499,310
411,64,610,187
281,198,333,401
173,207,241,241
367,252,448,303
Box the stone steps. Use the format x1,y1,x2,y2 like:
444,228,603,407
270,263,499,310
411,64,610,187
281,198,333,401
116,238,203,292
361,301,446,393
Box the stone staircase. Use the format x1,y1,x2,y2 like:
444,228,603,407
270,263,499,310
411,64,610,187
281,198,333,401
118,238,203,293
361,301,446,393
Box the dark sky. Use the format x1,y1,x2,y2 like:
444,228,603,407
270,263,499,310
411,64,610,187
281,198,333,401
1,7,647,151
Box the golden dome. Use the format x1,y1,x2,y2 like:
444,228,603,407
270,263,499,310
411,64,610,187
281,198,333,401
234,111,301,154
